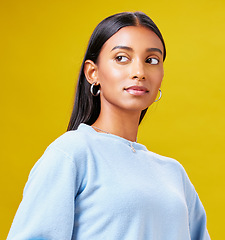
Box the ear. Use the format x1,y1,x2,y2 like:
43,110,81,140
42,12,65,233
84,60,99,84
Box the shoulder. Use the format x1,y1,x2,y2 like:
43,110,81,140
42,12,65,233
31,125,93,174
147,150,193,184
148,150,197,202
28,127,92,180
147,150,185,170
46,126,91,159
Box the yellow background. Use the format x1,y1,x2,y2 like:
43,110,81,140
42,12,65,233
1,0,225,239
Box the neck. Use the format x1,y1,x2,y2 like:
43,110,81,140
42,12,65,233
92,105,141,142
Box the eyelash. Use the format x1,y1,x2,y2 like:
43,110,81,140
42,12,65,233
115,55,129,63
115,55,159,65
145,57,159,65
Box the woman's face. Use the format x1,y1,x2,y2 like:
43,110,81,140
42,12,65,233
95,26,164,114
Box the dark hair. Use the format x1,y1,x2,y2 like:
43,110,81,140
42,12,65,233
67,11,166,131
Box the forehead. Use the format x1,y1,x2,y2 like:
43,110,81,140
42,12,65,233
100,26,164,53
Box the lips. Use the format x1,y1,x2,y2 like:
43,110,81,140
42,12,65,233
124,86,149,96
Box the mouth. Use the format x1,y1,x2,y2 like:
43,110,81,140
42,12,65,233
124,86,149,96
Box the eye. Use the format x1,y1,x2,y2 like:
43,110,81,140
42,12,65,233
146,57,159,65
115,55,129,63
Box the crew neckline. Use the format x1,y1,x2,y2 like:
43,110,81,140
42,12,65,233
78,123,147,151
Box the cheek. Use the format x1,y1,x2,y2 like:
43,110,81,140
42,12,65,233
151,67,164,87
158,72,164,87
98,65,127,88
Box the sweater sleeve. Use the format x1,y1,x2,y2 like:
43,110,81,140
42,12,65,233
7,146,79,240
183,171,210,240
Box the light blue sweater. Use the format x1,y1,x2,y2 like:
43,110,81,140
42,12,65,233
7,123,210,240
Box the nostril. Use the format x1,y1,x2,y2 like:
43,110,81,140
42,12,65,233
132,75,145,80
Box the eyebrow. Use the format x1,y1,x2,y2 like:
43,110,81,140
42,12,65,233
111,46,162,55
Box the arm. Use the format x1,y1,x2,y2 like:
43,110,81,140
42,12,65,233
188,190,210,240
183,170,210,240
7,146,78,240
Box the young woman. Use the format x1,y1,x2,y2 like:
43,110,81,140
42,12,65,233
7,12,210,240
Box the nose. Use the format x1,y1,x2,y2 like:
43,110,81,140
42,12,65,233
131,59,145,80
